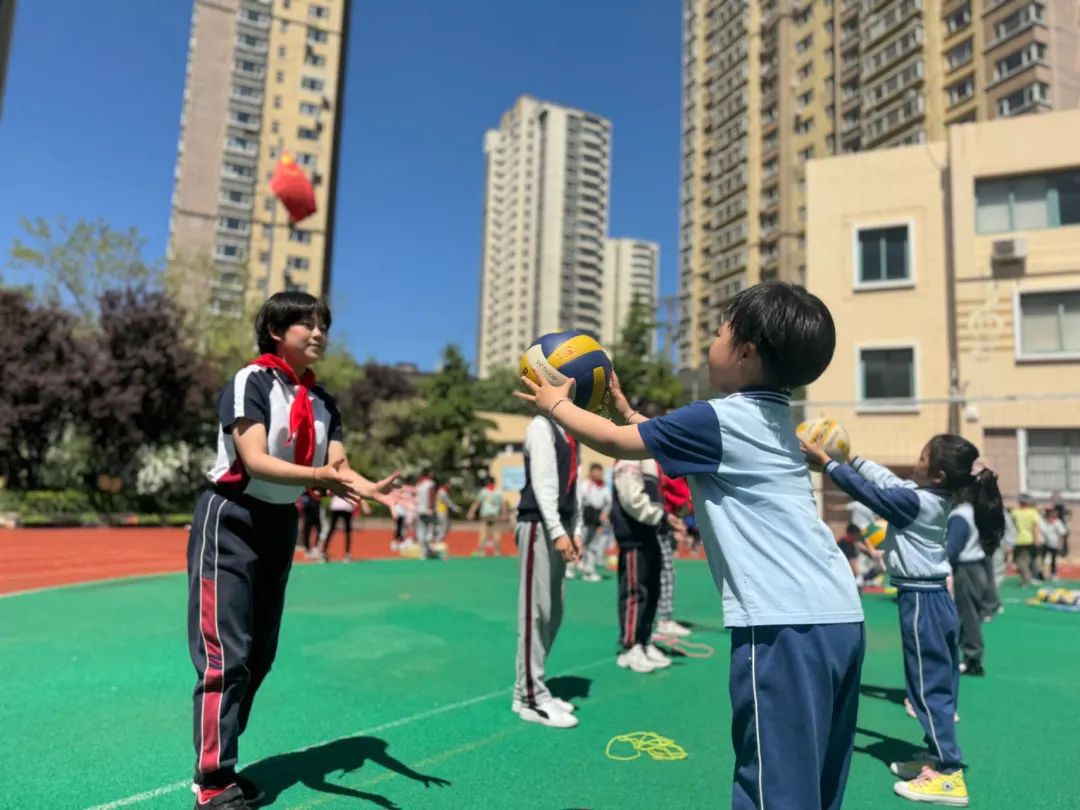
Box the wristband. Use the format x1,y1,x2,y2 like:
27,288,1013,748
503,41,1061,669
549,397,572,418
625,410,640,423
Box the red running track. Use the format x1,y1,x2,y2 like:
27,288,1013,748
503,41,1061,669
0,526,521,595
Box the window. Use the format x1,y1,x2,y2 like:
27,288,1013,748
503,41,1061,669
798,145,814,162
794,116,814,134
215,242,245,260
301,76,325,92
309,4,329,18
946,3,971,33
859,348,915,403
947,76,974,106
946,39,972,71
305,52,326,67
307,27,329,44
221,189,250,206
278,45,286,57
299,101,320,116
997,81,1049,116
287,256,310,270
275,70,285,83
218,217,249,234
994,42,1046,82
223,162,254,179
296,152,317,168
975,170,1080,232
856,225,910,284
1026,430,1080,492
796,35,813,54
797,61,813,80
798,89,814,107
994,3,1044,42
1017,290,1080,357
289,229,312,244
273,95,282,109
298,126,319,140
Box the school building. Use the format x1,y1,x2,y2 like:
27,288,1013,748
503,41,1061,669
806,109,1080,541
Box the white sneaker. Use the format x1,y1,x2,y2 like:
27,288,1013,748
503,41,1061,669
518,703,578,728
617,644,658,674
514,697,576,714
564,566,577,580
582,571,602,583
656,619,692,637
644,644,672,668
342,554,352,564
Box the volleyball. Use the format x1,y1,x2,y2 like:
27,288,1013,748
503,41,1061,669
796,417,851,462
520,330,613,413
862,521,888,548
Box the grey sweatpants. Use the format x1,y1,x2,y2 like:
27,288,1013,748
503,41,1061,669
416,514,436,557
514,520,567,708
581,523,606,573
954,560,987,665
658,527,676,622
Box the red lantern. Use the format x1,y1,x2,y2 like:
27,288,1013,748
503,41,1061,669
269,152,317,223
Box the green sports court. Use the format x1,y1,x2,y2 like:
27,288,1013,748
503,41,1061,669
1,557,1077,809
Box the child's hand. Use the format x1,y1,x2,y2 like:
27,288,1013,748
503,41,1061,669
367,470,403,511
314,463,366,504
800,437,832,472
555,535,580,562
516,370,574,416
608,371,634,421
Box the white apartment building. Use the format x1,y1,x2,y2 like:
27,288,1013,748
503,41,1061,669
601,238,659,348
476,95,612,377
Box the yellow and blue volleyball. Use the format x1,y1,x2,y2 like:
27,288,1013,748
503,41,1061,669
520,330,612,413
796,417,852,463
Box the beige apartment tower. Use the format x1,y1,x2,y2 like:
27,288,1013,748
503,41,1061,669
679,0,1080,371
476,96,612,378
168,0,351,314
601,238,660,349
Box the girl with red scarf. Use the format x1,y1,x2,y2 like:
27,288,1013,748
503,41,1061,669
187,293,400,810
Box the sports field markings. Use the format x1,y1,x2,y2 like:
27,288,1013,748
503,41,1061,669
83,656,614,810
0,570,181,600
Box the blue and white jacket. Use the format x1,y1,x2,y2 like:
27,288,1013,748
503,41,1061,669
825,457,951,589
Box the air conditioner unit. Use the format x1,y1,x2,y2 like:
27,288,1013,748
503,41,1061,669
992,238,1027,260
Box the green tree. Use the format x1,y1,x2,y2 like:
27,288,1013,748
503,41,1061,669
611,297,686,410
9,217,159,322
412,345,496,487
472,366,532,415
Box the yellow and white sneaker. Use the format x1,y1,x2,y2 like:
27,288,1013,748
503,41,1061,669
893,767,969,806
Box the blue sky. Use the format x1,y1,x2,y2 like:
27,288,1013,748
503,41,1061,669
0,0,682,370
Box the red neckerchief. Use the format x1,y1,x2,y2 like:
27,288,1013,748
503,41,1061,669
251,354,316,466
566,433,578,494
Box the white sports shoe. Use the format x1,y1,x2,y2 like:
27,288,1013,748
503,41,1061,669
518,703,578,728
656,619,692,637
617,644,658,674
644,644,672,668
582,571,602,583
512,697,576,714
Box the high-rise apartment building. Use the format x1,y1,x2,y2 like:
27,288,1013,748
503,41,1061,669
0,0,15,121
601,238,660,348
476,96,612,378
168,0,351,315
678,0,1080,371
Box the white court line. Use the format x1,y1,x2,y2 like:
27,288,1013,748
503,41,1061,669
0,571,181,600
84,655,612,810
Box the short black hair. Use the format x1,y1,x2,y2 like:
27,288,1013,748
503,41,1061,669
721,282,835,389
589,463,604,472
255,292,331,355
846,523,860,535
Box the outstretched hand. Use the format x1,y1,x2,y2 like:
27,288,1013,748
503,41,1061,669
800,437,832,473
607,370,634,421
368,470,403,511
515,371,574,416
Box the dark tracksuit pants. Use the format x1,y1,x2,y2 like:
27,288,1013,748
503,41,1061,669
898,586,963,770
953,560,988,666
729,622,865,810
187,490,298,786
616,534,661,650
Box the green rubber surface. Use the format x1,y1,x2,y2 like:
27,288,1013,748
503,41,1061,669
0,559,1076,809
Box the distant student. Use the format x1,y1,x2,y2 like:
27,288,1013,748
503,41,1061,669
415,470,438,559
1010,495,1041,586
657,467,693,637
511,412,581,729
317,495,370,563
574,463,611,582
467,477,506,557
433,483,461,558
812,434,1003,807
1040,505,1066,580
519,283,865,808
